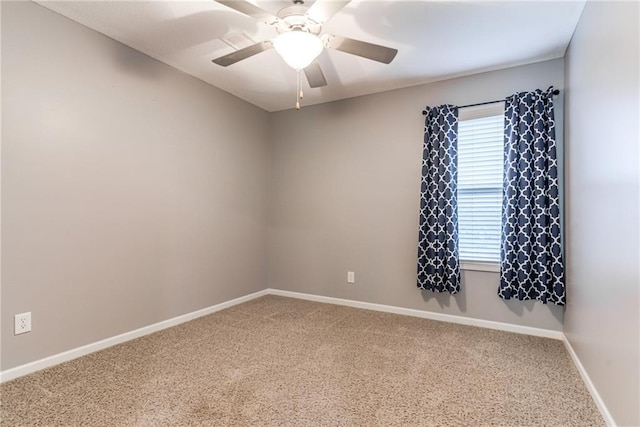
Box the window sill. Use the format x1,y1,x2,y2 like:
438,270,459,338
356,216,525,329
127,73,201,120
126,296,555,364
460,261,500,273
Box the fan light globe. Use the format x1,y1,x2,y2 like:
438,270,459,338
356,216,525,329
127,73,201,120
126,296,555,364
273,31,323,70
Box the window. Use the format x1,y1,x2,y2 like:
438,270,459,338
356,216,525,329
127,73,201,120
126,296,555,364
457,103,504,267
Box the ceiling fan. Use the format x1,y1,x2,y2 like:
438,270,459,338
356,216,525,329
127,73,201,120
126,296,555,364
211,0,398,108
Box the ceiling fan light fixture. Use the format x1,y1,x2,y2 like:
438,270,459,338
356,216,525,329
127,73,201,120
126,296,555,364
273,30,323,70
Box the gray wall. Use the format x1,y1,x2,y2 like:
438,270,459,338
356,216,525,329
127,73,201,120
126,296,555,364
564,2,640,426
10,7,635,410
269,59,565,331
1,2,270,370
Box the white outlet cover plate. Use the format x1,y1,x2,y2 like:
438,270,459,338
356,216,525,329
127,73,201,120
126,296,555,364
14,312,32,335
347,272,355,284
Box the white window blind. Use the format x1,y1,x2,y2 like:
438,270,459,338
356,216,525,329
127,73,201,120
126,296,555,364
457,103,504,263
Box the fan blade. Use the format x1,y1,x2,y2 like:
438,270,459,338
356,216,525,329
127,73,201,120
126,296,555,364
212,41,273,66
304,61,327,88
215,0,279,24
325,35,397,64
306,0,351,24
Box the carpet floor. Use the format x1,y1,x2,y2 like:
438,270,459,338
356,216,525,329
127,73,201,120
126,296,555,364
1,295,603,426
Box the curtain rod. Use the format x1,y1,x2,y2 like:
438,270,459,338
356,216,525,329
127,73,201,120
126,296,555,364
422,88,560,115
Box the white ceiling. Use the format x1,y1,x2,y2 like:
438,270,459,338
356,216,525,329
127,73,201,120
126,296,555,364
34,0,585,112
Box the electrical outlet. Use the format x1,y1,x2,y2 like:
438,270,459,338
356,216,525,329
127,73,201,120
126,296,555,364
347,271,355,284
14,312,32,335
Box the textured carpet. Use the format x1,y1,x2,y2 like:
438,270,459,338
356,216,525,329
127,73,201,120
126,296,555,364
1,295,603,426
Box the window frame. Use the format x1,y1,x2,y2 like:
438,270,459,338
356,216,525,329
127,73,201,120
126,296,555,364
457,102,504,271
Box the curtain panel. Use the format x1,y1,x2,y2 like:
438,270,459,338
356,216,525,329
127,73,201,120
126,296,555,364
499,88,565,305
417,105,461,293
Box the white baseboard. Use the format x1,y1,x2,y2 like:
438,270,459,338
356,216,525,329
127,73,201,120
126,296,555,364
0,287,562,383
1,287,614,426
562,336,616,427
0,289,269,383
267,288,564,340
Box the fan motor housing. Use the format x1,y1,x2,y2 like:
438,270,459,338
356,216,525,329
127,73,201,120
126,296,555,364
276,5,321,35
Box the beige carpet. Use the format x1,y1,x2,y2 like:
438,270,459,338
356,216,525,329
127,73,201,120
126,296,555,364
1,295,603,426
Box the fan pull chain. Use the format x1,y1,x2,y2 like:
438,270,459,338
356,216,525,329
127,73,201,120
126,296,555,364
296,70,301,110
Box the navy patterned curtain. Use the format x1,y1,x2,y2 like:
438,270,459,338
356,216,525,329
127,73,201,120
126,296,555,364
417,105,460,293
499,88,565,305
